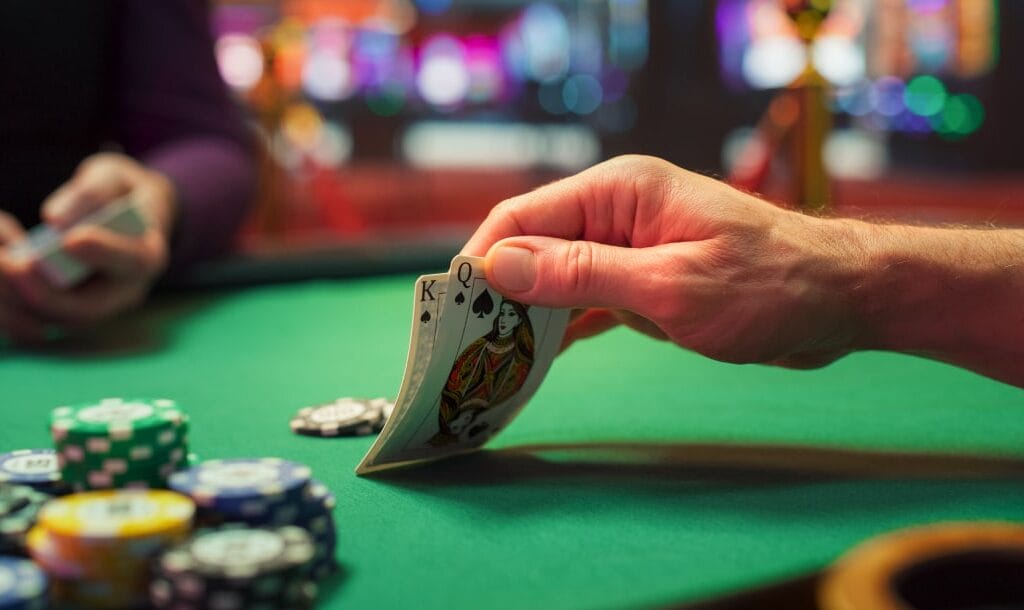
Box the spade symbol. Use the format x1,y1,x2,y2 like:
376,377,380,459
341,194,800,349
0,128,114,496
471,290,495,318
455,292,466,305
420,310,431,323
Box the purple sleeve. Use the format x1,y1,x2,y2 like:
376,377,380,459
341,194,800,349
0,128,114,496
113,0,258,272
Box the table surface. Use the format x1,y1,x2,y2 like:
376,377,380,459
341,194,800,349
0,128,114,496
3,274,1023,610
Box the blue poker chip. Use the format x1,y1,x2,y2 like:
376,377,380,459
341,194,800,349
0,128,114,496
0,450,60,488
297,480,335,522
295,479,338,580
168,458,312,520
0,556,48,609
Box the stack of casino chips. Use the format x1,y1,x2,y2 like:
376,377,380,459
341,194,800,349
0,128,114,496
150,524,317,610
0,556,48,610
50,398,190,491
168,458,339,580
26,489,195,609
0,485,51,557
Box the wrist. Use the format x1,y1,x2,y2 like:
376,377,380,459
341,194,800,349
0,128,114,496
834,219,1024,366
140,168,179,241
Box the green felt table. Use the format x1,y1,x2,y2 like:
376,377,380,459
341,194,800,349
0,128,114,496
2,274,1023,610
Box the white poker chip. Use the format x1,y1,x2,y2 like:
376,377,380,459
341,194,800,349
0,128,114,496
289,397,389,437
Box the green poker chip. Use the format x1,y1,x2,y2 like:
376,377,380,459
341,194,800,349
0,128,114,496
50,398,187,442
50,398,190,492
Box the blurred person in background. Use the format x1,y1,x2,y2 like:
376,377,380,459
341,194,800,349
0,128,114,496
0,0,257,342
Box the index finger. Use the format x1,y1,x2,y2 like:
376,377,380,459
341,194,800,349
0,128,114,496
461,155,674,257
42,158,132,228
62,225,164,279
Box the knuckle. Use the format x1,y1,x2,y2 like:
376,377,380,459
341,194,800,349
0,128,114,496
604,154,674,177
559,241,595,293
488,198,520,222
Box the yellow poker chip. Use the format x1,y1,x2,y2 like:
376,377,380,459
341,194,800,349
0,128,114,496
38,490,194,541
26,526,87,580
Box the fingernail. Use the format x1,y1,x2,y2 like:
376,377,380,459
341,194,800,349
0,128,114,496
491,246,536,292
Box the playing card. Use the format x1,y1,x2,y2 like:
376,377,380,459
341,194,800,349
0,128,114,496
356,255,570,474
6,197,147,288
374,273,448,447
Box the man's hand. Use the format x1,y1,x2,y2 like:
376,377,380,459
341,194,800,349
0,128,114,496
0,153,178,334
462,155,1024,386
462,155,860,366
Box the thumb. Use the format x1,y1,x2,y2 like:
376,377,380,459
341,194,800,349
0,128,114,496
42,156,132,228
484,236,670,314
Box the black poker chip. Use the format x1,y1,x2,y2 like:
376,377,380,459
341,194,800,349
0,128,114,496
0,484,51,556
151,524,317,610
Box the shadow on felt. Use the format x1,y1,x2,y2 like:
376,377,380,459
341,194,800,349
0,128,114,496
373,440,1024,485
366,441,1024,521
0,292,219,360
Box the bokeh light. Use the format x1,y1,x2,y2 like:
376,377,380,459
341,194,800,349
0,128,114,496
309,121,354,169
870,77,905,117
812,35,864,86
537,82,567,115
520,3,571,83
302,50,355,101
932,93,985,137
414,0,452,16
903,75,946,117
742,36,807,89
464,36,504,104
416,35,470,108
216,34,264,92
562,74,603,115
281,103,324,152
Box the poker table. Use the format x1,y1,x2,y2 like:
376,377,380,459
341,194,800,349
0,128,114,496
3,272,1024,609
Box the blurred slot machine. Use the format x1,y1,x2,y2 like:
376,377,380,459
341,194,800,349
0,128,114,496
717,0,998,211
209,0,650,247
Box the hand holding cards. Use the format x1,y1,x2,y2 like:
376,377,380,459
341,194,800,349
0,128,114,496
357,255,569,474
6,197,147,288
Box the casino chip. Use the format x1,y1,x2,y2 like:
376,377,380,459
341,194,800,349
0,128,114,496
0,488,30,520
289,397,391,437
50,398,190,492
297,480,339,580
0,485,50,556
373,400,396,432
151,524,317,610
0,450,65,494
0,556,48,610
28,489,195,609
170,460,339,582
169,458,312,522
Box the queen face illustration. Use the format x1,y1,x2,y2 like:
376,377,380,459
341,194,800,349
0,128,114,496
428,298,536,447
496,302,521,337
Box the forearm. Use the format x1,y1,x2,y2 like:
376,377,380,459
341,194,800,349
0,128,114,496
114,0,258,271
144,138,257,271
830,218,1024,386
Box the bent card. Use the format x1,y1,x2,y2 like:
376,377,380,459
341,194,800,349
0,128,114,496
356,255,569,474
373,272,448,449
